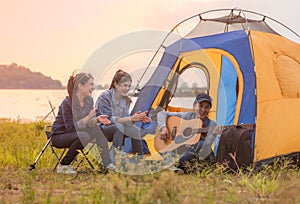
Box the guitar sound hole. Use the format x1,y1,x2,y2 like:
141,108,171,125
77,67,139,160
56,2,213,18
183,127,193,137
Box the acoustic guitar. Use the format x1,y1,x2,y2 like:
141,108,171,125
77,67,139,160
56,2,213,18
154,116,254,153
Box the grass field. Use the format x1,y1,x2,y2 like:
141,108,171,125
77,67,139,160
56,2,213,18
1,119,300,203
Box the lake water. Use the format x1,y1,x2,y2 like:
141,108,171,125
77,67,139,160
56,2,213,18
0,89,193,122
0,89,69,122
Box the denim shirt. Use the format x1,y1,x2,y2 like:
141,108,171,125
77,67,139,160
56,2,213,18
51,97,75,136
95,89,131,124
51,96,96,136
72,95,95,129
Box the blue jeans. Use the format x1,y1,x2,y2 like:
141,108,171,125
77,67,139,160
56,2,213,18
177,140,214,170
101,123,143,154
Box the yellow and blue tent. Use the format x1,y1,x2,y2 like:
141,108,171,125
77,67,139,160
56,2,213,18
131,9,300,163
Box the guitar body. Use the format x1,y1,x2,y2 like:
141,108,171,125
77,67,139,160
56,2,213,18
154,116,203,153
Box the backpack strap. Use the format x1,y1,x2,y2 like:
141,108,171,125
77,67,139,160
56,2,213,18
228,128,246,170
233,128,246,159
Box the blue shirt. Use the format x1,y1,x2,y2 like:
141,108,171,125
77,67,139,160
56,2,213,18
95,89,131,124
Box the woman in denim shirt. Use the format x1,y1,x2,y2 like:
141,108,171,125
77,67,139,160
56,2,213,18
51,72,116,174
95,70,150,162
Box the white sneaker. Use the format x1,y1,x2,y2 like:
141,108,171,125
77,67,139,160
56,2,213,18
106,163,118,172
57,165,77,174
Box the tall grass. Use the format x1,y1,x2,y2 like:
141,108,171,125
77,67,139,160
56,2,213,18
0,119,300,203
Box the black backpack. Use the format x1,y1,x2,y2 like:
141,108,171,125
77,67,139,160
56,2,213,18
216,126,253,171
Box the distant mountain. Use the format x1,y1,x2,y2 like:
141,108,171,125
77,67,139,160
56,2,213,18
0,63,63,89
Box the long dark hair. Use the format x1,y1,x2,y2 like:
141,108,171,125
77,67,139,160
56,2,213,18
109,69,132,90
67,71,94,99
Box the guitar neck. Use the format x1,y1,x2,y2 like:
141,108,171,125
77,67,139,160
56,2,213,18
194,124,254,134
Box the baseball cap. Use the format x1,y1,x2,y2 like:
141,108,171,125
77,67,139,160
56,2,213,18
195,93,212,106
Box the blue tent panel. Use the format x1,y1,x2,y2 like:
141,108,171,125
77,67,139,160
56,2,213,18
216,56,238,125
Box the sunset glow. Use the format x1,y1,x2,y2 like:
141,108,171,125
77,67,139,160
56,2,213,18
1,0,299,85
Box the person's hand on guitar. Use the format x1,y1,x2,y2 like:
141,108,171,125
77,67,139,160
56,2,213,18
212,125,223,136
159,126,169,141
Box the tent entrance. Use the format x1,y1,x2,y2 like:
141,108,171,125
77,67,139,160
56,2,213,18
167,67,208,111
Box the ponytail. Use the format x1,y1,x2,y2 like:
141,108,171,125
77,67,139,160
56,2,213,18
67,70,93,100
67,75,75,99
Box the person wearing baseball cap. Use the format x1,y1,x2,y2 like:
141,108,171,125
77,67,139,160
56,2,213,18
193,93,212,121
157,93,221,173
195,93,212,106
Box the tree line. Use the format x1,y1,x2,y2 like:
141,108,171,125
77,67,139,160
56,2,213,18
0,63,63,89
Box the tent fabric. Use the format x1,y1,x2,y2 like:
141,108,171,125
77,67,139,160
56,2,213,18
275,55,300,98
132,30,256,124
131,10,300,163
186,14,279,38
131,30,256,153
216,56,238,125
251,31,300,161
131,49,180,117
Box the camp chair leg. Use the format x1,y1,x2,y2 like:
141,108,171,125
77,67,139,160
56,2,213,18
51,143,96,172
74,150,95,170
53,148,67,171
29,139,51,171
74,143,96,170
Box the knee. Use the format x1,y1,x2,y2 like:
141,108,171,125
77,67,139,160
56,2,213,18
102,123,122,133
115,122,125,133
78,133,91,147
77,141,85,150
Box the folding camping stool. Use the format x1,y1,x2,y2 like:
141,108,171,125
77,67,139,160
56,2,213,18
29,125,96,171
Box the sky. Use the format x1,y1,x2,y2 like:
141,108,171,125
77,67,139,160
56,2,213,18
1,0,299,86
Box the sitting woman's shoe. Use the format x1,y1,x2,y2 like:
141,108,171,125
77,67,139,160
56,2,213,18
106,163,118,172
98,163,118,174
57,165,77,174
